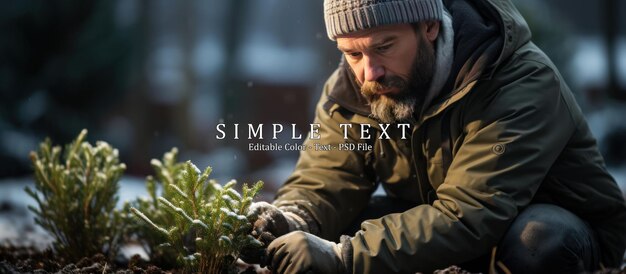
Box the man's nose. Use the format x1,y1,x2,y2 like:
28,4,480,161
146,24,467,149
364,57,384,82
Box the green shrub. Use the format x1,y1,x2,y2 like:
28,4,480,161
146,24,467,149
124,148,185,268
130,149,264,273
25,129,127,262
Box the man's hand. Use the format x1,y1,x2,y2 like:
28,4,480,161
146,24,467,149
244,202,323,265
240,202,293,264
266,231,347,274
247,202,294,244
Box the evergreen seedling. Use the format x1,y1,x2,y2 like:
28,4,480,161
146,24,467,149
26,129,127,262
125,148,185,267
130,150,264,273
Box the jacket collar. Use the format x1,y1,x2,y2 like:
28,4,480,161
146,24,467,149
327,59,372,117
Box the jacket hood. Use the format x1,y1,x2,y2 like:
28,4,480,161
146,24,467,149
327,0,532,119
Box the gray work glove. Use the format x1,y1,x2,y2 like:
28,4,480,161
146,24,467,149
266,231,350,274
243,202,320,264
247,202,293,244
247,201,319,244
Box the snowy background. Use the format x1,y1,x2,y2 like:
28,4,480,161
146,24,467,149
0,0,625,249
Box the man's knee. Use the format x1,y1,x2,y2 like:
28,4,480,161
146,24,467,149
497,204,599,273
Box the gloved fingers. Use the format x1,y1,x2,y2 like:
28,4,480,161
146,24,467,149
266,241,288,271
256,231,277,246
239,245,266,265
252,209,291,243
273,244,313,274
267,232,346,274
266,232,315,274
247,201,275,220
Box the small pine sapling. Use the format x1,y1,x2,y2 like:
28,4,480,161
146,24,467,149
130,154,264,273
25,129,127,262
125,148,185,267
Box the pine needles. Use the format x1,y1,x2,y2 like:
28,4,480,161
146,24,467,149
129,148,264,273
26,129,127,262
25,130,264,273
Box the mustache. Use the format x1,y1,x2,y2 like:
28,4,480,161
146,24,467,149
360,75,409,97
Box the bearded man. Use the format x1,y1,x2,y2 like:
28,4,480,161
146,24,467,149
245,0,626,273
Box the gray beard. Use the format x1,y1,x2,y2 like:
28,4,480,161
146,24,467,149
368,93,417,124
360,38,435,124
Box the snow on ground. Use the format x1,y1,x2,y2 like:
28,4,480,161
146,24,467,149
0,176,148,250
0,177,53,250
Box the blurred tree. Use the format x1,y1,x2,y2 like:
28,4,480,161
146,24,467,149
0,1,135,177
513,2,575,87
603,0,624,101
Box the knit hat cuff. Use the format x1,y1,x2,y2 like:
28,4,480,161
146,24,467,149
324,0,443,40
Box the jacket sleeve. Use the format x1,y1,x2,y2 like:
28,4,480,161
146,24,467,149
349,61,579,273
273,73,377,240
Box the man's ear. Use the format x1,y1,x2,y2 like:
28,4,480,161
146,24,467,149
423,20,440,43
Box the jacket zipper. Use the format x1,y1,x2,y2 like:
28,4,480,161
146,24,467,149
411,123,427,204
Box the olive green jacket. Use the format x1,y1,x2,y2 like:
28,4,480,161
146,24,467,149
274,0,626,272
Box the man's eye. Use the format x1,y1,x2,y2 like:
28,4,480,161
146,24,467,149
377,44,392,52
347,52,362,58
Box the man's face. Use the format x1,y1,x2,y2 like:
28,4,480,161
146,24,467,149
337,24,436,123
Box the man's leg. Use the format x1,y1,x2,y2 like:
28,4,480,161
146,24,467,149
343,199,601,272
496,203,601,273
342,196,493,272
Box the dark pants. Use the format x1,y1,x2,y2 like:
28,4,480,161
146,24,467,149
343,196,601,273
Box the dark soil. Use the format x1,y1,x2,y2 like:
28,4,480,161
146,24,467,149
1,243,623,274
0,244,166,274
0,243,471,274
0,243,270,274
433,265,475,274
